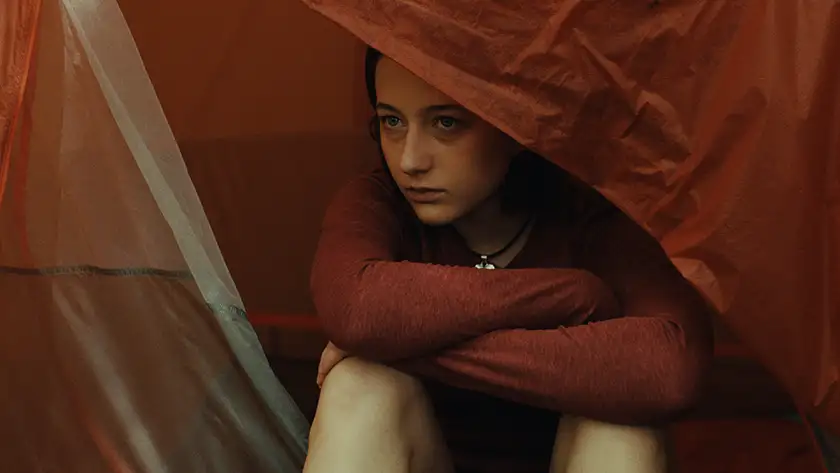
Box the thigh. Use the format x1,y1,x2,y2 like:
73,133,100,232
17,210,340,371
550,416,669,473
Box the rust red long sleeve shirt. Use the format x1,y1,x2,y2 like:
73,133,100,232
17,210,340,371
310,157,713,425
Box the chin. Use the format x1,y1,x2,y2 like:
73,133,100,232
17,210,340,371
411,204,461,226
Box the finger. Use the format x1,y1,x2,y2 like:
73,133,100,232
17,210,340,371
316,360,334,387
316,359,340,388
317,362,331,385
317,351,334,375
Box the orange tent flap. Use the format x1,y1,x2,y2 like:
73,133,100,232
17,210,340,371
300,0,840,432
1,0,309,470
0,0,41,209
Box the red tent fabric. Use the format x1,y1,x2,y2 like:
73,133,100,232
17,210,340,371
2,0,839,471
300,0,840,435
0,0,308,471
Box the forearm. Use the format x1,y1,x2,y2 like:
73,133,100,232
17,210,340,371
395,318,712,425
313,258,618,360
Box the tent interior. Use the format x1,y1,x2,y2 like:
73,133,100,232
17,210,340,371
1,0,838,471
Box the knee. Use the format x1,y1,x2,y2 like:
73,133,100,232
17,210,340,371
315,358,428,426
553,417,668,473
306,360,453,473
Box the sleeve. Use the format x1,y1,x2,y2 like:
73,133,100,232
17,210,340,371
310,174,620,360
396,201,715,424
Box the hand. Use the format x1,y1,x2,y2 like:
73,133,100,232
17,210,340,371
317,342,350,388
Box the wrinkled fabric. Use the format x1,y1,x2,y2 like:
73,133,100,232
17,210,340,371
300,0,840,434
0,0,308,471
0,0,39,199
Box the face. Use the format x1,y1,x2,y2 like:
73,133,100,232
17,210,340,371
374,57,521,226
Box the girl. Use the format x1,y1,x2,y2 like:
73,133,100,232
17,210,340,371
304,49,713,473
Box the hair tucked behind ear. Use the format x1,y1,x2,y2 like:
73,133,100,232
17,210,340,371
365,47,383,147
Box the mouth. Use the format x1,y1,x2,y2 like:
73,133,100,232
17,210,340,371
404,187,445,204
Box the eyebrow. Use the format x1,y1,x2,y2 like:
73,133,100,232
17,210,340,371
376,102,467,114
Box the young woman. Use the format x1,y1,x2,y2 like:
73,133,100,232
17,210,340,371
304,48,714,473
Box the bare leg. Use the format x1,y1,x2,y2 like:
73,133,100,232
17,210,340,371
303,358,454,473
550,416,669,473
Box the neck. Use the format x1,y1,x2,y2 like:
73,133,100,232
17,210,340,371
452,193,530,256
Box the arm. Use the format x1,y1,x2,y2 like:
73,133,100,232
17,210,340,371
310,173,619,360
396,200,715,424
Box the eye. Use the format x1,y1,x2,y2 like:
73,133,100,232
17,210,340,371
433,116,459,131
379,115,404,129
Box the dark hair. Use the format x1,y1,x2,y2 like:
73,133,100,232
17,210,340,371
363,46,543,213
365,47,384,145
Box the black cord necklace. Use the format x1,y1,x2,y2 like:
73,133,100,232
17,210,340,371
472,217,533,270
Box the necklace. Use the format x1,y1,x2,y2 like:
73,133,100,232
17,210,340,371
472,217,533,270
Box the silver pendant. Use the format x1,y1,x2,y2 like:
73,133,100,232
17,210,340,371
475,256,495,270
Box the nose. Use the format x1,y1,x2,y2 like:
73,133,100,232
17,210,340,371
399,128,433,176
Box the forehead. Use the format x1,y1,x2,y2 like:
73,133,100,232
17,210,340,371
375,57,456,109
